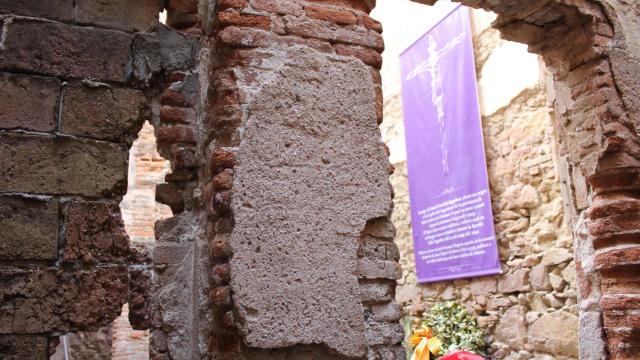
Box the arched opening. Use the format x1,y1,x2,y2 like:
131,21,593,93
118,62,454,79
375,1,578,357
375,0,638,359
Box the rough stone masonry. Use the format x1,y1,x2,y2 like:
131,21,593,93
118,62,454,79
0,0,639,360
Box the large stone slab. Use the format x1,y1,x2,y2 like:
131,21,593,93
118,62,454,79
229,46,391,357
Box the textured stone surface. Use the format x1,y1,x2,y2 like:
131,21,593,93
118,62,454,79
0,73,59,132
0,335,49,360
63,202,131,263
0,0,73,22
0,267,128,333
61,83,147,144
0,195,58,261
229,46,390,358
0,134,128,197
0,19,132,82
76,0,160,32
494,306,527,350
528,311,579,356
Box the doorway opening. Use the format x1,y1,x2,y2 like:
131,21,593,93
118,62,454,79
373,2,578,358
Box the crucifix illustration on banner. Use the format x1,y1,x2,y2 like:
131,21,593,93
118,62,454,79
400,6,501,283
406,33,465,175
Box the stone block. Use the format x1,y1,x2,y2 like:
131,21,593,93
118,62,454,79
0,19,132,82
228,47,390,358
469,275,498,295
0,0,73,22
0,133,128,197
0,335,49,360
131,26,199,83
528,311,579,356
494,305,527,350
498,268,529,293
0,267,128,333
359,280,394,303
76,0,160,32
364,320,404,346
541,248,573,266
0,73,59,132
334,43,383,68
529,264,551,291
63,201,131,263
0,195,58,261
61,83,147,144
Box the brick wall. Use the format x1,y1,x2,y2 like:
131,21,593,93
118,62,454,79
121,122,173,247
0,1,198,358
0,0,638,359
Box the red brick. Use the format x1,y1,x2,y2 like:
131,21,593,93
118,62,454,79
212,169,235,190
601,267,640,294
209,147,237,171
220,0,249,10
61,83,147,143
0,0,74,22
156,126,197,145
306,5,357,25
218,26,334,53
212,263,231,285
588,213,640,237
595,246,640,270
156,182,184,213
213,190,232,214
0,19,132,82
0,267,128,333
0,73,59,132
160,89,191,107
284,15,384,50
210,234,231,259
334,43,382,68
218,11,272,30
250,0,302,15
360,15,382,33
0,134,128,197
160,105,197,124
63,201,131,264
0,195,59,261
171,147,197,170
303,0,371,12
211,286,232,307
76,0,159,32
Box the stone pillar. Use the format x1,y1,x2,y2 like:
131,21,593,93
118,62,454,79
203,0,405,358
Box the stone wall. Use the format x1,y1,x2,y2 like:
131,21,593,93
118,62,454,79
406,1,640,359
0,1,639,359
379,5,579,359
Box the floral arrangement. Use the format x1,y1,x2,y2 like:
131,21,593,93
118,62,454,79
408,325,443,360
409,301,487,360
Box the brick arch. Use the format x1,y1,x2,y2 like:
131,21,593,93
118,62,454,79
409,1,640,359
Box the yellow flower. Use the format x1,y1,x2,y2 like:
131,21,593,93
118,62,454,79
427,336,442,355
409,326,442,360
410,338,430,360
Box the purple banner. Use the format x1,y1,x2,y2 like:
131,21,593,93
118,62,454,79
400,6,500,283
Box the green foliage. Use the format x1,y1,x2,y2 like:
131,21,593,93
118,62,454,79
422,301,487,356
